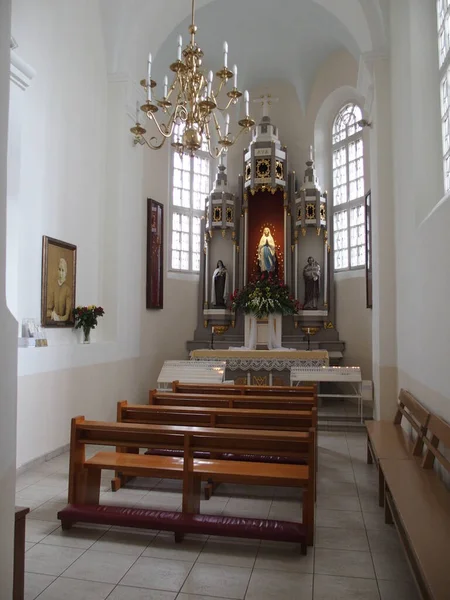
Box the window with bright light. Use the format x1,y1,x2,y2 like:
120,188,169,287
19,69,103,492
332,103,365,271
437,0,450,191
170,126,211,272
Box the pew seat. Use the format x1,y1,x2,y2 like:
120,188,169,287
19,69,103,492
57,504,308,554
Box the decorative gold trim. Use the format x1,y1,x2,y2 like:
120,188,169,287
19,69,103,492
324,321,334,329
294,321,298,329
301,228,307,237
221,229,226,238
204,320,208,328
213,325,229,335
204,301,208,309
323,302,328,308
231,320,235,328
316,227,321,236
301,327,320,335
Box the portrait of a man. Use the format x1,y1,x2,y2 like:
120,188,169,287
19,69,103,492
41,236,77,327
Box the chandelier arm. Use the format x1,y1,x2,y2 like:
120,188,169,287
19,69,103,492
233,124,251,144
211,111,222,138
214,96,235,112
149,113,176,139
141,134,167,150
204,122,222,159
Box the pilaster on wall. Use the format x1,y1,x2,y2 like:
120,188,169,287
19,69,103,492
366,54,398,420
0,1,18,594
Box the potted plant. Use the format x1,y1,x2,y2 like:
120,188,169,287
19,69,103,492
231,272,299,318
73,305,105,344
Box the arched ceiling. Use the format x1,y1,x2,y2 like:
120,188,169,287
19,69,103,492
100,0,387,109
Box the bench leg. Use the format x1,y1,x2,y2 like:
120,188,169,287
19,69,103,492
183,475,201,514
367,440,373,465
85,470,101,505
61,521,73,531
378,466,385,508
204,480,220,500
174,532,185,543
384,487,394,525
303,486,314,546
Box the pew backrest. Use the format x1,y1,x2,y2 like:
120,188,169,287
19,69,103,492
422,413,450,473
393,389,431,455
171,380,317,397
118,401,317,431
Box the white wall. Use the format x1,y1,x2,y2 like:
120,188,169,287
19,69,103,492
389,0,450,421
0,0,18,592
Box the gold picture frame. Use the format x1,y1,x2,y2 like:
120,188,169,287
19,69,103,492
41,236,77,327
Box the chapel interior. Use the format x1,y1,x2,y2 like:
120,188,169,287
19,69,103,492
1,0,450,599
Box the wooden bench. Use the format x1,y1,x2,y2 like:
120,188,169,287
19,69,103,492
172,380,317,397
66,417,315,546
116,401,317,496
149,390,317,412
366,389,430,505
381,413,450,600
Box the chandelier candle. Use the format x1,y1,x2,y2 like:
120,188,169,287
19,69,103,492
129,0,255,157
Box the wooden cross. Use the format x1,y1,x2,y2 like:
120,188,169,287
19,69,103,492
253,94,279,119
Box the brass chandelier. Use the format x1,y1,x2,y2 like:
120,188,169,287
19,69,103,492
130,0,255,157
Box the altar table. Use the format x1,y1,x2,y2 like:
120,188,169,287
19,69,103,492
189,349,329,386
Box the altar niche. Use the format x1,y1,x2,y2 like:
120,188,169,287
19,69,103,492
247,191,284,282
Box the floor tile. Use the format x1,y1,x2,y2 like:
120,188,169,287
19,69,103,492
313,574,380,600
36,577,114,599
90,528,155,556
315,527,370,552
120,556,192,592
142,532,204,564
24,573,56,600
316,508,365,529
180,563,251,599
62,550,138,584
25,519,60,543
40,525,107,549
268,498,302,522
359,493,381,513
178,595,235,600
245,569,313,600
25,544,85,576
363,511,393,531
366,528,402,554
254,542,314,573
198,538,258,568
315,547,375,579
222,497,272,518
371,551,413,582
29,499,69,522
316,493,361,511
378,579,420,600
317,480,358,496
25,542,36,552
108,587,176,600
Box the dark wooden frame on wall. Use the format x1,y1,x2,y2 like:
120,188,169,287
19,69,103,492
365,189,372,309
41,236,77,327
146,198,164,309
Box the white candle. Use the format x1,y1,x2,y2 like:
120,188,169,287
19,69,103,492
309,145,314,161
307,328,310,334
225,113,230,136
244,90,249,115
207,70,213,97
177,35,182,61
233,64,238,88
163,75,168,98
147,53,152,102
136,100,140,124
223,41,228,68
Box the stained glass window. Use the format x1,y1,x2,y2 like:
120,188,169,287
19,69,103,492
438,0,450,191
171,124,211,272
332,104,365,270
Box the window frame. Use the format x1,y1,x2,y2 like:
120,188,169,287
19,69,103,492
331,103,366,273
437,0,450,192
169,146,212,274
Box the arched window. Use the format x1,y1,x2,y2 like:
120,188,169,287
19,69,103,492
332,103,365,271
170,124,211,272
437,0,450,191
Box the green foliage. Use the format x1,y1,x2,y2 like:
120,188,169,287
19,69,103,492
230,273,299,319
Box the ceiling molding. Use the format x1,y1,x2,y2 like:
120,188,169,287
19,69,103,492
10,48,36,91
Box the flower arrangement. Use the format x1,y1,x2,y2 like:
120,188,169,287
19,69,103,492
73,305,105,342
231,273,300,318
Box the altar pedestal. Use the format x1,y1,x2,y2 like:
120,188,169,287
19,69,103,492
244,313,282,349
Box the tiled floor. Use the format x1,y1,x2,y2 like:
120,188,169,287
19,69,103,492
18,432,420,600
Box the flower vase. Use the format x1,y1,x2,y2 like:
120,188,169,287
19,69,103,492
82,328,91,344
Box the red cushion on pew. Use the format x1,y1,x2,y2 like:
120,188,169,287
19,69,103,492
57,504,307,546
145,449,210,458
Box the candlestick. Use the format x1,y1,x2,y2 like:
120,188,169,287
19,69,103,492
177,36,182,61
207,70,213,97
163,75,168,98
244,90,249,116
225,114,230,136
147,53,152,102
233,64,238,89
135,101,140,124
309,145,314,161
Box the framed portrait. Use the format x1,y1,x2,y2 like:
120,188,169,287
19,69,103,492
146,198,164,309
365,190,372,309
41,236,77,327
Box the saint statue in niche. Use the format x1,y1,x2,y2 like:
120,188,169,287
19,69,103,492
303,256,321,309
211,260,228,307
258,227,277,273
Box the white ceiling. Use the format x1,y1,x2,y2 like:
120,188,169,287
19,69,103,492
151,0,358,110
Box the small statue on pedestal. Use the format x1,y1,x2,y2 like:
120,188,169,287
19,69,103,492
211,260,228,307
303,256,321,309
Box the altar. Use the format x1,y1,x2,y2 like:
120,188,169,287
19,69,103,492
190,349,328,385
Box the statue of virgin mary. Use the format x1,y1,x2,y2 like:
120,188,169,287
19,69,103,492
258,227,276,273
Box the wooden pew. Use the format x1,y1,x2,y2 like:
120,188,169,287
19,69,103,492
66,417,316,546
115,401,317,496
381,413,450,600
172,380,317,397
365,389,430,505
149,390,317,411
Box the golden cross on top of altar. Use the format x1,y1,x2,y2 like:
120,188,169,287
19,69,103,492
253,94,279,119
